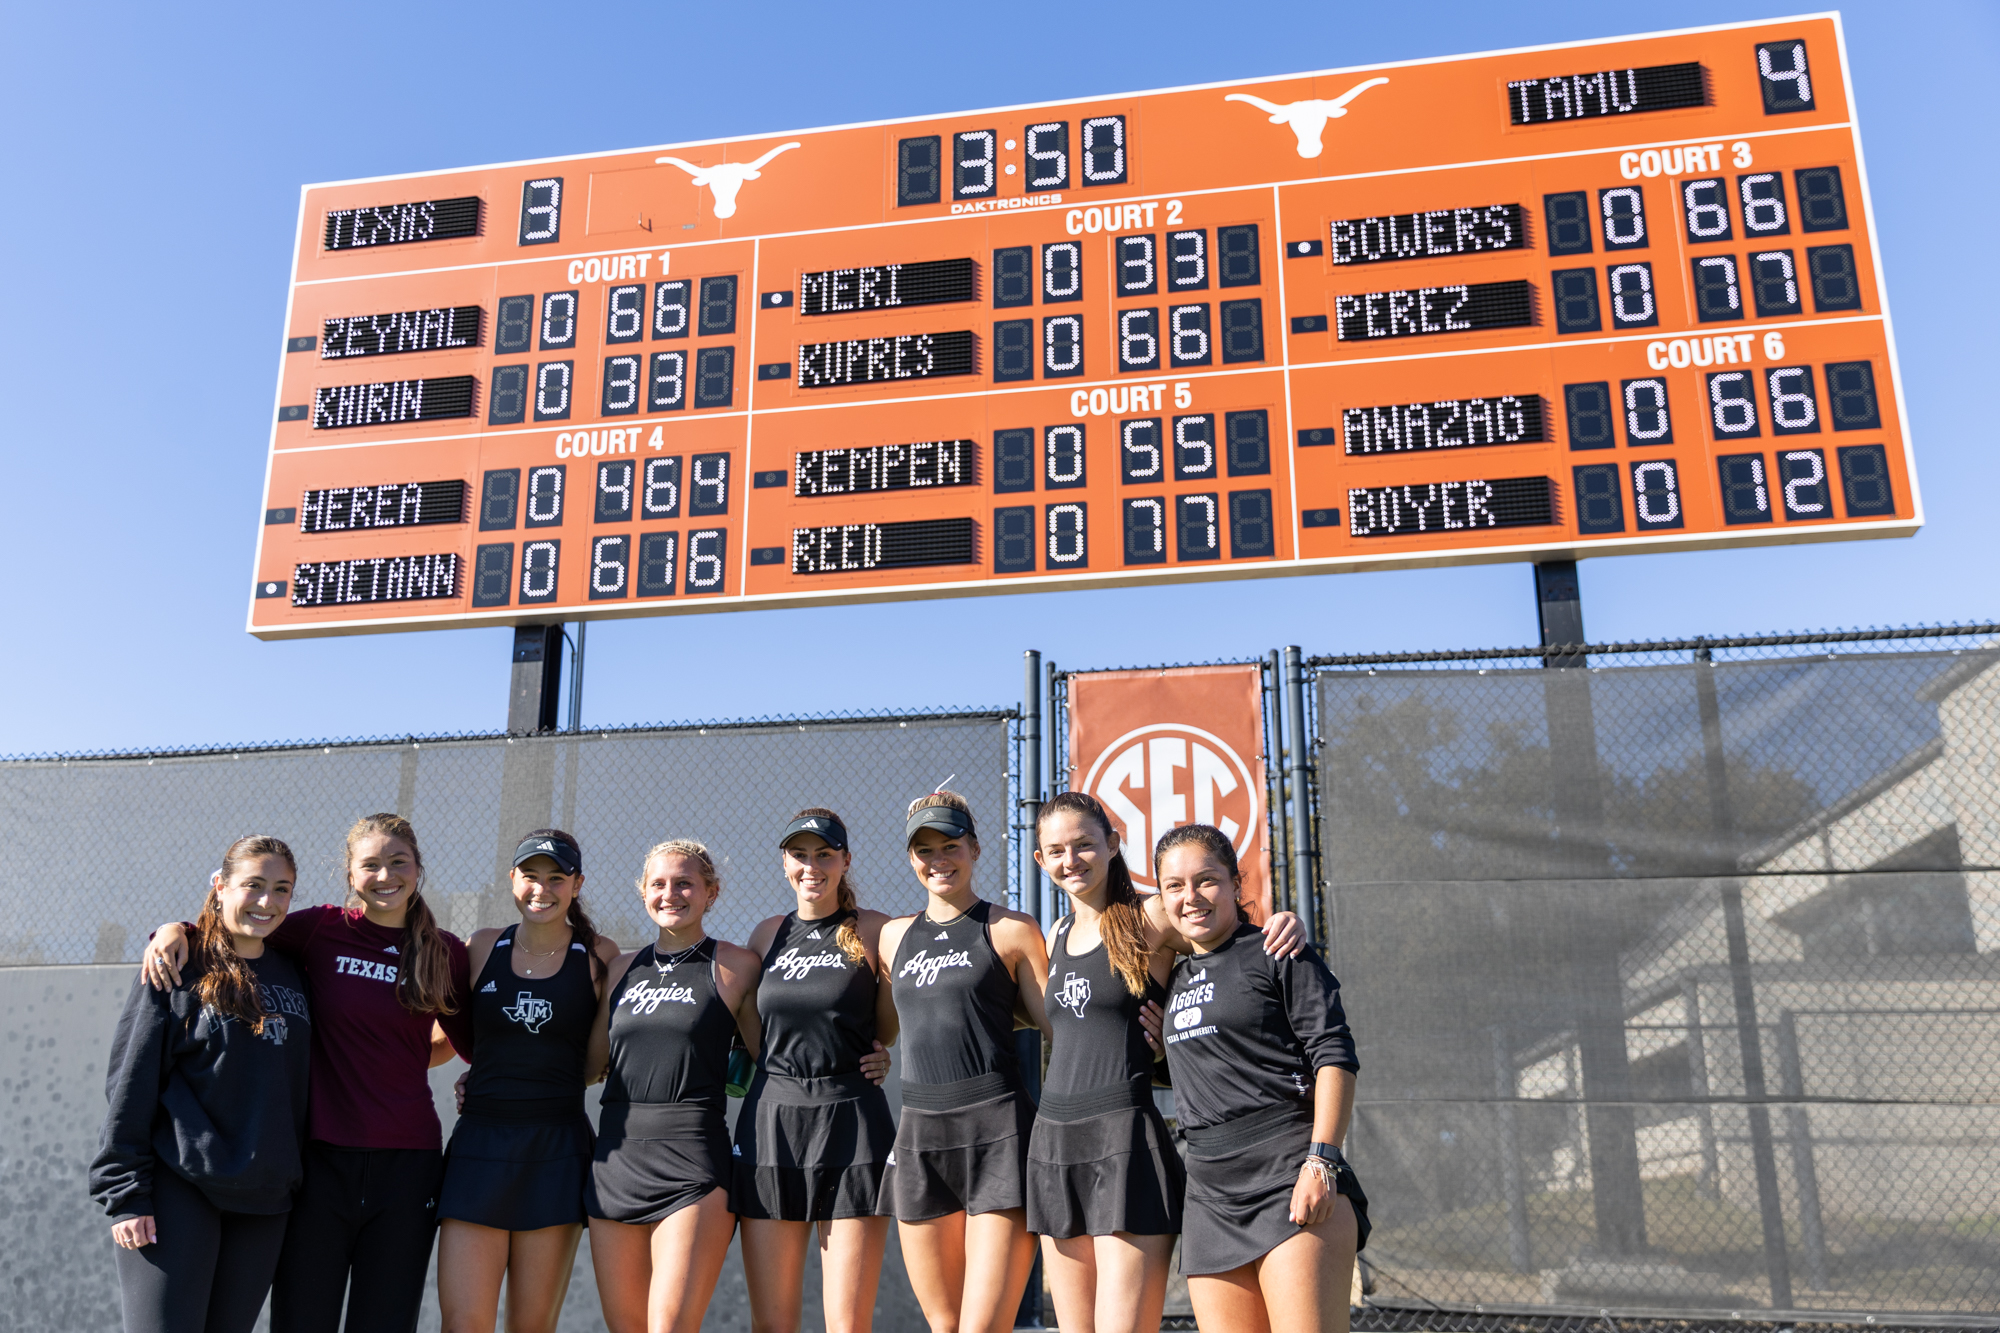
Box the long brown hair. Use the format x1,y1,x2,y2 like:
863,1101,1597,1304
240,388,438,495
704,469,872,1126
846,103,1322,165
194,835,297,1033
344,813,458,1016
1037,791,1150,996
792,807,867,966
518,827,604,983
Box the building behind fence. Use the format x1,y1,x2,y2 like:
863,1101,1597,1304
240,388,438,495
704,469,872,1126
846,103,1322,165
5,625,1997,1329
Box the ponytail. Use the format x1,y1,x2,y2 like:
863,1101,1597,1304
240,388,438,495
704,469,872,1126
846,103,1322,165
194,835,297,1033
345,813,458,1016
1039,791,1151,997
564,899,604,983
833,874,867,967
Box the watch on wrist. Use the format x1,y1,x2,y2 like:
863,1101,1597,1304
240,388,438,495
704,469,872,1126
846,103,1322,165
1308,1141,1343,1163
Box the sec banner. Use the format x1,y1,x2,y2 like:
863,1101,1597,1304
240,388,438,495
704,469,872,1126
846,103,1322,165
1066,664,1271,920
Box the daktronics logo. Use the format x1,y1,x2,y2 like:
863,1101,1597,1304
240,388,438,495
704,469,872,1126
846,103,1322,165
1079,723,1262,888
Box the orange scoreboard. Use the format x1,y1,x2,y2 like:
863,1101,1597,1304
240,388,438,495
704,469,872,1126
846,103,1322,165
250,14,1915,637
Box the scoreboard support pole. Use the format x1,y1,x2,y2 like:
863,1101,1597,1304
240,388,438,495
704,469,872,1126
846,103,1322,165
1534,562,1586,669
488,625,566,928
1697,646,1798,1308
1535,562,1649,1255
508,625,564,734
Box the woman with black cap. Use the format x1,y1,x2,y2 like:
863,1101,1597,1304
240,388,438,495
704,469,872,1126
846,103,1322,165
1029,792,1304,1333
735,808,899,1333
1154,824,1367,1333
435,828,622,1333
877,791,1049,1333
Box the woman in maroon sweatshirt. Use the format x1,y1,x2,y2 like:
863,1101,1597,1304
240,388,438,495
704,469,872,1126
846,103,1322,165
143,812,472,1333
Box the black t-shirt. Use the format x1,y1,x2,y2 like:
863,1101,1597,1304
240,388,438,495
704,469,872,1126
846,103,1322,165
1163,922,1357,1129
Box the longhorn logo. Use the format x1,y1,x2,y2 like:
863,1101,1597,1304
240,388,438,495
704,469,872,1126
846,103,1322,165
1224,78,1390,158
654,142,801,218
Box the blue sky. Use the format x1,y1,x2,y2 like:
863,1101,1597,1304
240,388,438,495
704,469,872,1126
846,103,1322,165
2,2,1992,755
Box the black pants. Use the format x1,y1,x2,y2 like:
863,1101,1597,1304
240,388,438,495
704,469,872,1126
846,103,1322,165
270,1143,444,1333
113,1167,290,1333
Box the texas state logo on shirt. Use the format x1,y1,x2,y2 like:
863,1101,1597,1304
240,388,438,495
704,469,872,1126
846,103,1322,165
502,992,554,1032
1055,971,1092,1018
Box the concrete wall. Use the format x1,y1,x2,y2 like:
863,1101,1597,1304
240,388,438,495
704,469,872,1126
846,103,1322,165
0,964,930,1333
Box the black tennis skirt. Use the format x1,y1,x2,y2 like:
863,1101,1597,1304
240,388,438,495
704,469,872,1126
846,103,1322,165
1180,1101,1371,1275
881,1071,1036,1222
731,1070,896,1222
439,1097,593,1232
1025,1079,1183,1239
588,1100,732,1226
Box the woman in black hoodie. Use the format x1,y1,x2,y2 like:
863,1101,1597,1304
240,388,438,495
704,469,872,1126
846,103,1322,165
92,836,313,1333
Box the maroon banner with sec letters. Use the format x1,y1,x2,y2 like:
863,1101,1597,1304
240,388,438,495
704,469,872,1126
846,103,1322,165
1066,664,1270,922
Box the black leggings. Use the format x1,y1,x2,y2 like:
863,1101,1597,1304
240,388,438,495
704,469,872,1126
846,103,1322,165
113,1167,290,1333
270,1143,444,1333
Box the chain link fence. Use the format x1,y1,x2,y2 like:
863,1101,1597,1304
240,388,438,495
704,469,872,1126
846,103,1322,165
1308,626,2000,1325
10,626,1997,1330
0,708,1021,965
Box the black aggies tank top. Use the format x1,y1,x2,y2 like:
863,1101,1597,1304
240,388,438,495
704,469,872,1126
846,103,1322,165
757,910,876,1079
604,939,737,1111
1042,914,1155,1103
890,900,1017,1087
465,925,596,1108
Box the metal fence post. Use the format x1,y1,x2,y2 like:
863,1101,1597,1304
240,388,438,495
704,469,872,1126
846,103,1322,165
567,621,587,732
1777,1009,1829,1291
1494,1026,1532,1273
1017,650,1050,1327
1283,645,1317,944
1045,659,1062,932
1021,650,1043,926
1682,979,1723,1200
1698,645,1796,1310
1264,649,1291,915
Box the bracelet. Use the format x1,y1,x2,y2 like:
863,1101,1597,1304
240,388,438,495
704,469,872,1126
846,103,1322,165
1301,1156,1337,1188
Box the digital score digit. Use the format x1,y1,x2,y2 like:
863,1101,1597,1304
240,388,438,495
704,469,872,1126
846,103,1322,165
250,15,1914,637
